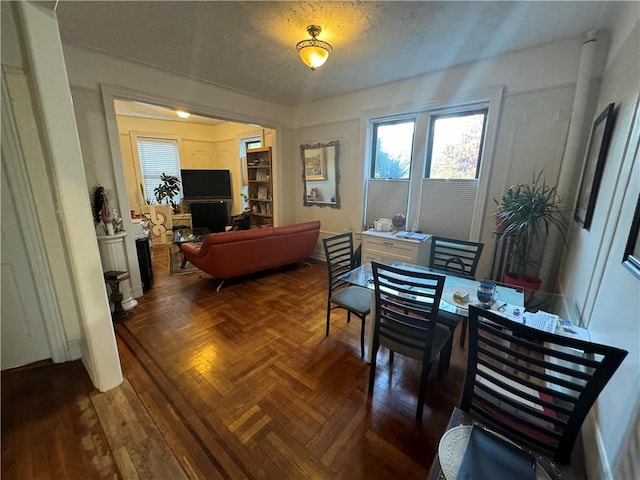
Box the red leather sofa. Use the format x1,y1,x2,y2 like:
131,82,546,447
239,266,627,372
180,220,320,289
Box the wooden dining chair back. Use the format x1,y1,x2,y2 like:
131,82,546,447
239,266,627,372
323,233,372,357
369,262,451,419
429,236,484,279
430,236,484,348
461,306,628,464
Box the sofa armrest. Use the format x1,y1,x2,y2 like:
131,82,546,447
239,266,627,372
181,242,205,258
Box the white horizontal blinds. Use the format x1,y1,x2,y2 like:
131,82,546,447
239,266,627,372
365,180,409,227
418,179,477,239
137,137,182,203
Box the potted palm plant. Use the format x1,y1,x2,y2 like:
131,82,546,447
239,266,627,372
495,171,568,291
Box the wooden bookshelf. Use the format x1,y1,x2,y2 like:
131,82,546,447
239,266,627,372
246,147,273,228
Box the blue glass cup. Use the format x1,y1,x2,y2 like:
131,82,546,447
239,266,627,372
477,280,497,308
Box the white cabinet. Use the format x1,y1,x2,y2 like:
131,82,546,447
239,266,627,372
361,230,431,266
97,231,137,311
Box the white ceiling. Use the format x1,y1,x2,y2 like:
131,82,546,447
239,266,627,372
54,1,627,106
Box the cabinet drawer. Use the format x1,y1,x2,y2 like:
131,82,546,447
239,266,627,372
363,238,418,263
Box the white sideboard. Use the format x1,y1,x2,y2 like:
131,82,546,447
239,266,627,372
361,230,431,266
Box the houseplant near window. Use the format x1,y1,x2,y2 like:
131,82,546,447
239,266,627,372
495,172,568,291
154,173,181,212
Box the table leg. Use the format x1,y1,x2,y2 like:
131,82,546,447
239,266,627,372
365,296,376,363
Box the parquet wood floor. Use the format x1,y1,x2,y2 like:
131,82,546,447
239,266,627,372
2,244,468,479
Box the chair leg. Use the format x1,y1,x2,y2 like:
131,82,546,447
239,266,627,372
459,317,467,347
360,316,366,358
438,335,453,379
368,345,378,394
389,350,394,363
326,301,332,337
416,361,433,420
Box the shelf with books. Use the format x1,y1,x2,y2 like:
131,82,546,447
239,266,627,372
246,147,273,228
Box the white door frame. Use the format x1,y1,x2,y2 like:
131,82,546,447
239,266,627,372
1,72,68,364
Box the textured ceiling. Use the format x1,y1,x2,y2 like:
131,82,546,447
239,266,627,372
55,1,625,106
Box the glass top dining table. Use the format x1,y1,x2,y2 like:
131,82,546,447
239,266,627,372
338,259,582,362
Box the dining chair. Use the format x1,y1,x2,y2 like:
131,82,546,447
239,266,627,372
429,236,484,278
323,232,372,357
369,261,451,420
429,236,485,348
461,305,628,464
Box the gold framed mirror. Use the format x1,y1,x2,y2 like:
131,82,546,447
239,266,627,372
301,140,340,208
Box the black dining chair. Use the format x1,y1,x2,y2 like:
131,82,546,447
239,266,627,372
461,305,628,464
429,236,484,278
323,233,372,358
429,236,484,348
369,261,451,420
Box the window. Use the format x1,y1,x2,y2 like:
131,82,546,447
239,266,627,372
137,137,182,203
425,109,488,179
371,119,415,179
245,139,262,150
364,97,499,239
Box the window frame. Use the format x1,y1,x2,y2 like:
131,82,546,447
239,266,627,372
361,85,504,241
623,193,640,279
370,116,417,180
424,107,489,180
135,135,183,204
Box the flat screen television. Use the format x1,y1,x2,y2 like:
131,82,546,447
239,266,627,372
181,169,232,200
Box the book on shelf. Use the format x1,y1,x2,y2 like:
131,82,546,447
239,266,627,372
257,186,268,199
256,168,268,181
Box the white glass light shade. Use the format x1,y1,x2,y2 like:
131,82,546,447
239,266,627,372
296,26,332,70
176,110,190,119
298,43,331,70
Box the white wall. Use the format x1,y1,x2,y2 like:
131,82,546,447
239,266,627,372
559,21,640,480
289,37,583,278
7,2,122,391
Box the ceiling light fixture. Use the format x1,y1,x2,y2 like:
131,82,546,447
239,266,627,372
296,25,332,71
176,110,190,119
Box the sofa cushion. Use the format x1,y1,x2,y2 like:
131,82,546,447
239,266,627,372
209,227,274,244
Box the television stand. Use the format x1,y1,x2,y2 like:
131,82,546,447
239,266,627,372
189,201,228,233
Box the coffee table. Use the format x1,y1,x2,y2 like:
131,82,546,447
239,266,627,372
173,227,210,268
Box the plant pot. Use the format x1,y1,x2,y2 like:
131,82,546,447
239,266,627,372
503,272,542,302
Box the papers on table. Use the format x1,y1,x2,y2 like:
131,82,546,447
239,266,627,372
557,319,591,341
521,311,559,333
491,305,591,341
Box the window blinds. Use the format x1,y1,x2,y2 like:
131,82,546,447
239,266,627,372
365,180,410,227
137,137,181,203
418,179,477,239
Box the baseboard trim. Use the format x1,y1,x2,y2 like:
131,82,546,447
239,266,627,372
67,338,83,361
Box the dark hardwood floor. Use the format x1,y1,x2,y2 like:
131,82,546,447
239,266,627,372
2,244,468,479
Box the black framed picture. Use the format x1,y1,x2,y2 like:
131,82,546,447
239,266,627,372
623,193,640,279
574,103,616,230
